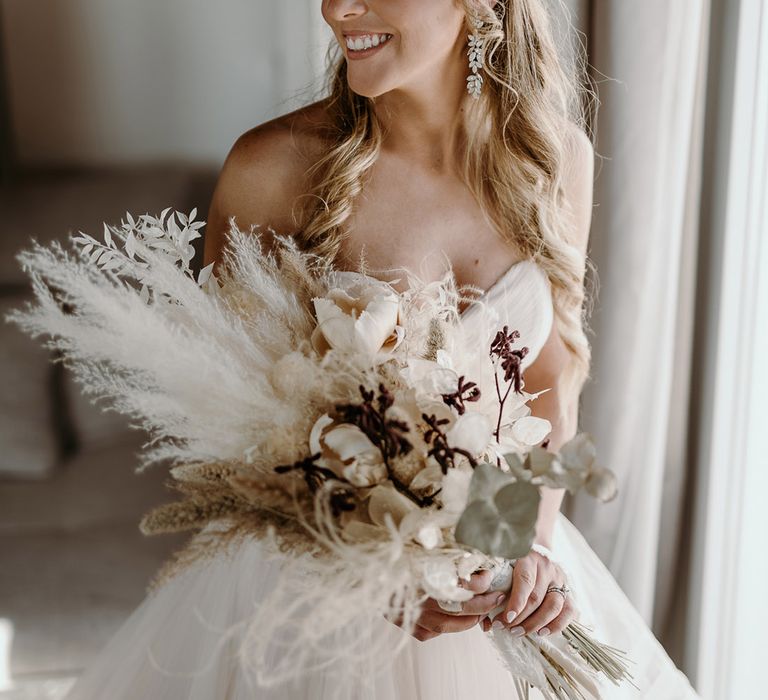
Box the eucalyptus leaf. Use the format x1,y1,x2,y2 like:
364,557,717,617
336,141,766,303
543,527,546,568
454,500,499,552
554,433,600,494
559,432,596,470
526,445,556,477
503,451,525,471
466,462,515,502
454,464,541,559
494,480,540,528
503,452,530,481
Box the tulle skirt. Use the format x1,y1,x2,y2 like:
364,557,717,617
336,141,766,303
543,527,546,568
64,513,700,699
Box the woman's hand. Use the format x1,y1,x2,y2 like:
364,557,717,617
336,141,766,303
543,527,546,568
485,550,576,637
408,570,506,642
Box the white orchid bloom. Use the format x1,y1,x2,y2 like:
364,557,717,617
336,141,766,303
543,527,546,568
445,412,493,456
310,279,403,360
408,462,443,498
308,415,388,488
367,483,418,528
309,413,335,454
439,466,473,517
435,348,455,370
399,358,459,395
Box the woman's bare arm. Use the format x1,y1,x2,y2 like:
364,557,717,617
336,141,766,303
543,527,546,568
523,126,595,548
489,127,595,635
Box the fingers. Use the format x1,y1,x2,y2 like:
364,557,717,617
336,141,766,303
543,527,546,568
414,609,482,637
540,596,577,636
500,557,537,626
422,590,506,617
458,568,492,595
512,590,565,636
504,573,551,628
400,579,502,643
411,623,440,642
491,553,577,640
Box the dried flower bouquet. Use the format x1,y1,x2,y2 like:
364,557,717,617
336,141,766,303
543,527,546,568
6,209,635,699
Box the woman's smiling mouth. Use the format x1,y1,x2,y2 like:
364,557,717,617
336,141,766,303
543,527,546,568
343,32,393,59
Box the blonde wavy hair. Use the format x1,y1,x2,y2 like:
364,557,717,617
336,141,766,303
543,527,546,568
295,0,597,422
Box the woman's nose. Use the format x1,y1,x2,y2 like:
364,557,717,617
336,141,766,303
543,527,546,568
323,0,369,21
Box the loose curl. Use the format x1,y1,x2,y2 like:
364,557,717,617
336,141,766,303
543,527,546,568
295,0,597,422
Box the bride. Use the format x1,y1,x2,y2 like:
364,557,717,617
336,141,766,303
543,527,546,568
65,0,700,697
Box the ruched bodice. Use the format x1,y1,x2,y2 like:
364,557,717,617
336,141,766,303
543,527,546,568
460,259,554,371
332,258,554,369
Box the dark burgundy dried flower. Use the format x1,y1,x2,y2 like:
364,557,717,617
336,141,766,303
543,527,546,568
442,375,481,416
335,384,412,461
422,412,479,474
274,453,357,518
490,325,529,394
488,325,531,456
275,453,338,492
327,486,357,518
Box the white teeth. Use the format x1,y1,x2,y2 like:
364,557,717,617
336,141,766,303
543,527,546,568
345,34,391,52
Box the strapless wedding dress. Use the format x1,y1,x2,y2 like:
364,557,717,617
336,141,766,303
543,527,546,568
65,260,700,699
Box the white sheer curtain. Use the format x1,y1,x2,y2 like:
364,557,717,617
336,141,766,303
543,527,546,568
557,0,709,628
684,0,768,696
558,2,768,696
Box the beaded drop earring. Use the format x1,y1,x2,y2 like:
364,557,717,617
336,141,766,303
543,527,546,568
466,18,485,98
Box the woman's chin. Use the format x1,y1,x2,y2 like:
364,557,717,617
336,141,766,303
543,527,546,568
346,75,394,100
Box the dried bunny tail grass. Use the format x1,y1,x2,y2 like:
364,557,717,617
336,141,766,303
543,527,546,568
168,461,237,485
141,462,313,540
423,316,448,361
139,490,254,535
146,509,321,592
228,471,314,517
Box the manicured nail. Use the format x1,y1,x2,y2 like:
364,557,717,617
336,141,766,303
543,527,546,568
482,618,491,632
538,628,551,636
505,610,518,623
491,619,505,630
509,626,526,637
495,593,506,605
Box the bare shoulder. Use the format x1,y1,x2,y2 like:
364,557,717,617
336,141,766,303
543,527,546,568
560,123,595,261
203,100,333,266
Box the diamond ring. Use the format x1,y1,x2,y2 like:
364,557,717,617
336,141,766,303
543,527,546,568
546,585,570,599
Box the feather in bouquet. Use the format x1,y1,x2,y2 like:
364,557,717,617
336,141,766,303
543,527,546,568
5,208,636,699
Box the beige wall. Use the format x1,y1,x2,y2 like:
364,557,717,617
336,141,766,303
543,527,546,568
0,1,588,167
1,0,328,166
